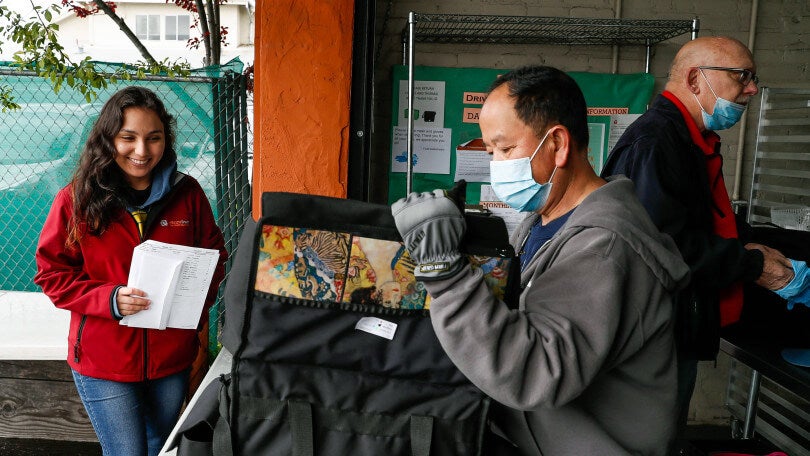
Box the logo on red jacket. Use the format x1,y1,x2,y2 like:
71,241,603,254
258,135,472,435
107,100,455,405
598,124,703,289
161,219,190,227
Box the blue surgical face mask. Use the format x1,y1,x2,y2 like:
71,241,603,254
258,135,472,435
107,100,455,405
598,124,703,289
489,129,558,212
694,69,746,130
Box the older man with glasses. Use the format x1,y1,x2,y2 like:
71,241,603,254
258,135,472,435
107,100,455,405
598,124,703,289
601,36,794,437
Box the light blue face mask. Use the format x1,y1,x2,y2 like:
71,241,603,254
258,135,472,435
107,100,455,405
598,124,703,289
694,68,747,131
489,129,558,212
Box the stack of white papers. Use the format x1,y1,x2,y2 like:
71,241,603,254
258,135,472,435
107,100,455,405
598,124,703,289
120,240,220,330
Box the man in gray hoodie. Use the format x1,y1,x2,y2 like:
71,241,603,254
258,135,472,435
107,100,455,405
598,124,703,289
392,65,690,455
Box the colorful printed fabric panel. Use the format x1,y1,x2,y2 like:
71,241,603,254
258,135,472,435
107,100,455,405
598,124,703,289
254,224,510,310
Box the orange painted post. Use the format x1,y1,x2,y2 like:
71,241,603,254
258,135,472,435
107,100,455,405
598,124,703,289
252,0,355,218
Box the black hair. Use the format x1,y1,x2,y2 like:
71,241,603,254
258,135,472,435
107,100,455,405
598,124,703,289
489,66,589,150
68,86,176,245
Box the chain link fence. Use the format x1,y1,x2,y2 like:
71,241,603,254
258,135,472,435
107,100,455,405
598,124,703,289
0,62,253,357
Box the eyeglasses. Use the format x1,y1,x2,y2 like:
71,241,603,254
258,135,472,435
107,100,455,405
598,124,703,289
698,66,759,86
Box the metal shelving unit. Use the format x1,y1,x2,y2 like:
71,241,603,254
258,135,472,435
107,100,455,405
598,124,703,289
400,12,699,192
402,14,698,65
731,86,810,454
747,87,810,227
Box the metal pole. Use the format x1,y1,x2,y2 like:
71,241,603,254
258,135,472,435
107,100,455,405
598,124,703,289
742,370,761,439
644,39,651,73
731,0,759,201
406,12,416,194
692,18,700,39
610,0,622,74
747,87,768,224
402,30,407,66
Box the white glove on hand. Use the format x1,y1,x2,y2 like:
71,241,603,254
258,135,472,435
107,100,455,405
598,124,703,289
392,181,467,281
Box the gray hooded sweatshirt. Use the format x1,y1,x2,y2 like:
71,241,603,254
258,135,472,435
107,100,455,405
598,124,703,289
423,176,689,456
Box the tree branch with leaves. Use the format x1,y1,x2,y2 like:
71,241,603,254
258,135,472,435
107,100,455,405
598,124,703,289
0,0,232,111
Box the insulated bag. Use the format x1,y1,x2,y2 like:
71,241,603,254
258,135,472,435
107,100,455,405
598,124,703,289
171,191,518,455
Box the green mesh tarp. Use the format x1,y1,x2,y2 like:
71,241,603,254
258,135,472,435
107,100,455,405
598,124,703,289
0,58,251,296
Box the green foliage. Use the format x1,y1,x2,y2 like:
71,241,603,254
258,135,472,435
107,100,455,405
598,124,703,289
0,84,19,112
0,2,192,111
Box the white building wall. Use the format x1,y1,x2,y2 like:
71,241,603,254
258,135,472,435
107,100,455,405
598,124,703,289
49,1,253,67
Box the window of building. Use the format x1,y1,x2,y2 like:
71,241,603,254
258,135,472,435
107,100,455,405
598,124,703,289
165,15,191,41
135,15,161,41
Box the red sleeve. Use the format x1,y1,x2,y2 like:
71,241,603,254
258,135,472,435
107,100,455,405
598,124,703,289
34,187,120,319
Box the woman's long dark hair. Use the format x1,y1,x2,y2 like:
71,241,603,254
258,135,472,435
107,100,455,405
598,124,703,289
67,86,177,246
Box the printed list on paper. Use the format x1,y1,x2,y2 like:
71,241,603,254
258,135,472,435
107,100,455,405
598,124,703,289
120,240,220,330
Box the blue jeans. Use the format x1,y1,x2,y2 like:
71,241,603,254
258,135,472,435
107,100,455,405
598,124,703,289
72,369,189,456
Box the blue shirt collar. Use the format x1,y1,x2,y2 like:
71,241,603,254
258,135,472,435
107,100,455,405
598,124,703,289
132,160,177,209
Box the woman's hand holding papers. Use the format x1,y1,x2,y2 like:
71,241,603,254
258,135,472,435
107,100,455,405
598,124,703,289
116,286,150,316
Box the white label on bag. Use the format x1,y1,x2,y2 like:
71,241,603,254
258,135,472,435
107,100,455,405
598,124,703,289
355,317,397,340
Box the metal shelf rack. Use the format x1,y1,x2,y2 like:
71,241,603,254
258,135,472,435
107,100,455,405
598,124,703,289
400,12,699,192
747,87,810,227
402,14,697,54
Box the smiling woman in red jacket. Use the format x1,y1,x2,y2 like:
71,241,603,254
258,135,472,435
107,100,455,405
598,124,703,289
34,86,227,456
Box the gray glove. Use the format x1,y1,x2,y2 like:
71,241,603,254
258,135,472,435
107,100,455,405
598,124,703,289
392,180,467,281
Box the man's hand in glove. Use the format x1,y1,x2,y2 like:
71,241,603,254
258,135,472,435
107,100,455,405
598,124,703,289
392,180,467,281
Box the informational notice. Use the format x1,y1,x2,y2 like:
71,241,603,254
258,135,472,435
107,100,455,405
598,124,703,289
390,126,452,175
398,80,446,128
587,123,607,174
607,114,643,153
454,138,490,182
